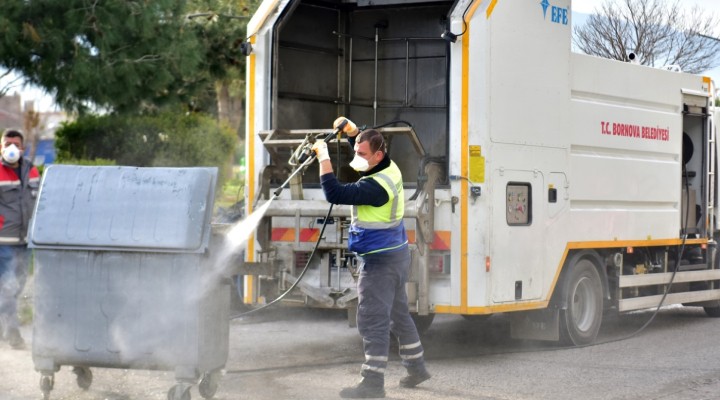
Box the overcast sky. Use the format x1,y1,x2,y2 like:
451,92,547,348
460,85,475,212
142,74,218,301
572,0,720,14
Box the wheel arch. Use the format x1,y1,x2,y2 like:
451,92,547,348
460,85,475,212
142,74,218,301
551,249,610,310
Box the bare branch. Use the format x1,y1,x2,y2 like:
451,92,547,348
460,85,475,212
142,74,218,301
0,70,25,98
574,0,720,73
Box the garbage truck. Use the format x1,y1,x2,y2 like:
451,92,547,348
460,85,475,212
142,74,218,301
240,0,720,345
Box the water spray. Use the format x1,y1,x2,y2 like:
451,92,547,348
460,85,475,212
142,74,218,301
223,122,347,318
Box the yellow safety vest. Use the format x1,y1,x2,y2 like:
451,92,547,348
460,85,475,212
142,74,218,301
349,161,407,256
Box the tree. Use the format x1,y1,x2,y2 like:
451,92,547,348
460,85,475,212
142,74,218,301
23,108,44,163
0,1,211,113
0,70,24,98
55,112,236,172
573,0,720,74
0,0,258,135
185,0,259,132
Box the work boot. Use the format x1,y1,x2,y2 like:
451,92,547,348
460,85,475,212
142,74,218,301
6,327,25,350
339,374,385,398
400,365,431,388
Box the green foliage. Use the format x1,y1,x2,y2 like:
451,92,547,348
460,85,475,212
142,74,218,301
56,158,117,166
55,112,237,181
0,0,259,114
218,176,244,208
0,1,206,113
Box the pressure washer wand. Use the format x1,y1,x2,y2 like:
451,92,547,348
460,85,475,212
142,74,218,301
272,122,345,198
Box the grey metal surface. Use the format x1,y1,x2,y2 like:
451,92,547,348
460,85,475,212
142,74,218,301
273,4,451,183
29,165,217,253
29,166,229,388
262,199,418,218
32,249,230,376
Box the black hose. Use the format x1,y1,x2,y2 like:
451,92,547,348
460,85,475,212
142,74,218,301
229,203,335,319
230,129,341,319
563,167,693,349
372,120,413,130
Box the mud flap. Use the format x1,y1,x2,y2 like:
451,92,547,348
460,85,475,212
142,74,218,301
510,308,560,341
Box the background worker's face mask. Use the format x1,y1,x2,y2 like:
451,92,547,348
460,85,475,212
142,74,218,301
2,144,21,164
349,154,370,172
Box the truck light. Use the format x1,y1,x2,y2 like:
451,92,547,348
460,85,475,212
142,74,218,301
486,256,491,272
626,247,634,254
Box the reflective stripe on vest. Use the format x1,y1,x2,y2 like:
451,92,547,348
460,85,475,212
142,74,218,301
351,161,404,229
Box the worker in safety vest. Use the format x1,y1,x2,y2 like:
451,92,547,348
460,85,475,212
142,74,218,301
312,117,431,398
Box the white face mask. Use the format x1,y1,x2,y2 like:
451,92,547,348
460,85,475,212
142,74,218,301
349,154,369,172
2,144,21,164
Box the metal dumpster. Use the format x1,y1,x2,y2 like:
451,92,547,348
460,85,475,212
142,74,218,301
29,165,229,400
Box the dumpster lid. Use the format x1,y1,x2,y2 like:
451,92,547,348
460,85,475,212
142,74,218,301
29,165,218,252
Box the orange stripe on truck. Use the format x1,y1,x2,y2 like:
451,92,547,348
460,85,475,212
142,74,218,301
271,228,320,242
406,230,451,251
270,228,451,248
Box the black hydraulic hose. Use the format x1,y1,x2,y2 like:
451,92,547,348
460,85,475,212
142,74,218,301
233,117,692,348
575,239,688,349
229,202,335,319
274,129,342,197
394,166,691,356
230,128,342,319
372,119,413,130
230,121,405,319
370,120,430,201
417,188,694,357
554,169,693,350
228,125,705,365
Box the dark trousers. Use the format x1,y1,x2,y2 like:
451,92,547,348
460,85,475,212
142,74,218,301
356,246,425,377
0,245,30,334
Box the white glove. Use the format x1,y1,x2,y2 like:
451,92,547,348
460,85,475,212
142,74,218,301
333,116,358,137
312,141,330,162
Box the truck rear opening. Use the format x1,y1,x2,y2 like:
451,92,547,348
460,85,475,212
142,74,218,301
271,0,452,184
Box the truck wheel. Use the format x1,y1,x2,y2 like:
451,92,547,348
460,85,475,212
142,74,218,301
559,258,603,346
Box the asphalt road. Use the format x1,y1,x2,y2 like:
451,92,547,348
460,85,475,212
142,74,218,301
3,302,720,400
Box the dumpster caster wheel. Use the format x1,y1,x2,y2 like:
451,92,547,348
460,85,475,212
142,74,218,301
39,373,54,400
72,366,93,390
198,371,220,399
168,383,191,400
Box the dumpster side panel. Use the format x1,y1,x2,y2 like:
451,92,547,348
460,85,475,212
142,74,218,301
32,250,229,374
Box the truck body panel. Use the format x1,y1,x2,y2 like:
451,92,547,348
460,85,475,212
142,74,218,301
243,0,719,343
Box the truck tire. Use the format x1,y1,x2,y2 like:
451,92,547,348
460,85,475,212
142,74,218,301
559,258,603,346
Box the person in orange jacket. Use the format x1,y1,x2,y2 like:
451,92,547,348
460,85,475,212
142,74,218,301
0,129,40,349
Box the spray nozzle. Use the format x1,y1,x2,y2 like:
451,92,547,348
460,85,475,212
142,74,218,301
278,131,340,198
298,133,335,163
297,143,314,164
288,134,315,167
